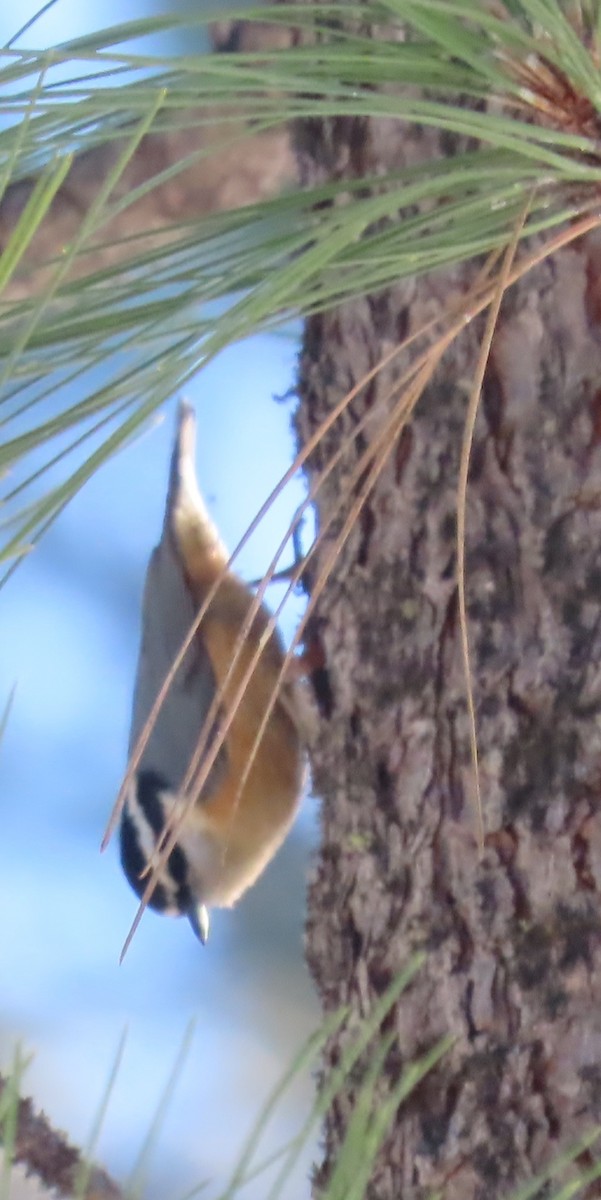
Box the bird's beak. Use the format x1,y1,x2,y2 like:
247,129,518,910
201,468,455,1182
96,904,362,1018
189,903,210,945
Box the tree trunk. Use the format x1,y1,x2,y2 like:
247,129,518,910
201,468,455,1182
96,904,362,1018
297,110,601,1199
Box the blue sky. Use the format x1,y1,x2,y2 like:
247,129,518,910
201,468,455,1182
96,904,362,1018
0,5,320,1197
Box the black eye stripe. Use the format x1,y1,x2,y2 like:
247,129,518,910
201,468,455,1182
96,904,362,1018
167,843,193,912
167,842,188,886
137,769,170,836
120,772,194,916
119,809,170,912
120,809,145,881
137,770,190,886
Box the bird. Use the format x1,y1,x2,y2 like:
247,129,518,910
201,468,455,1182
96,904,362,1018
119,400,305,944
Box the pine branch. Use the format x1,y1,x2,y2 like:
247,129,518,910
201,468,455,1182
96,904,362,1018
0,1073,123,1200
0,20,296,301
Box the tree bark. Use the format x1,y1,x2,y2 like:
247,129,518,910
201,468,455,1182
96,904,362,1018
7,7,601,1197
297,111,601,1200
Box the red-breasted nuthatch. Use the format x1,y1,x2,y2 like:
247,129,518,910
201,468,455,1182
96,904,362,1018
120,401,305,944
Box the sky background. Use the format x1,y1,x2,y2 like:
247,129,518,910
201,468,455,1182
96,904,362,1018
0,4,321,1198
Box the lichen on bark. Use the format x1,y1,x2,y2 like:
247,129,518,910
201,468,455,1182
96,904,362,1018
296,102,601,1200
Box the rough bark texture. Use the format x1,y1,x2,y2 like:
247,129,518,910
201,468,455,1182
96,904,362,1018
297,115,601,1200
0,1074,123,1200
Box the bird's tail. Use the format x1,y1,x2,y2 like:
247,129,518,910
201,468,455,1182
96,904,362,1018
165,400,229,584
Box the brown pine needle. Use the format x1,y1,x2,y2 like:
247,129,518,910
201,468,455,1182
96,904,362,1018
118,352,438,959
456,192,534,854
115,207,601,955
104,334,419,854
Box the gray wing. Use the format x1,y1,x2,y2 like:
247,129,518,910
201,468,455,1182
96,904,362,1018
129,532,225,798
